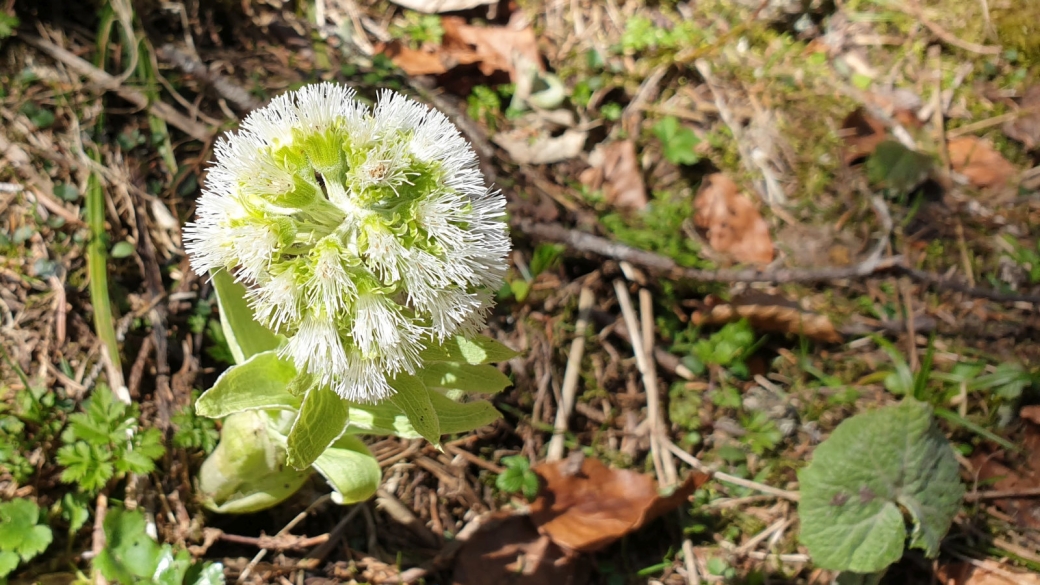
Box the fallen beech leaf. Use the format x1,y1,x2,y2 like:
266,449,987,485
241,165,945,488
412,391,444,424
529,456,707,553
493,128,586,165
947,136,1017,189
691,294,842,343
441,16,541,81
1003,85,1040,150
579,140,648,210
453,512,589,585
692,173,774,265
389,0,496,13
936,560,1040,585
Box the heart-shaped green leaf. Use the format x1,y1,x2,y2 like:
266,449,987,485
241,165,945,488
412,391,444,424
195,351,300,418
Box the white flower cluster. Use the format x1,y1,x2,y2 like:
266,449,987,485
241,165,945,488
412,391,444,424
185,84,509,402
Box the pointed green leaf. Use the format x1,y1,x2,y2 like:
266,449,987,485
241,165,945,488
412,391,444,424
313,435,382,504
421,362,512,394
211,268,282,364
797,400,963,573
195,351,300,418
420,335,518,365
389,374,440,445
345,401,420,438
429,391,501,434
286,384,349,470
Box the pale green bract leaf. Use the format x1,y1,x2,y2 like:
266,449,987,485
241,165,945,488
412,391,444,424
313,435,382,504
797,399,963,573
420,335,518,365
421,362,512,394
429,391,501,434
286,384,349,470
389,374,441,445
211,268,282,364
195,351,300,418
198,411,310,514
345,401,421,438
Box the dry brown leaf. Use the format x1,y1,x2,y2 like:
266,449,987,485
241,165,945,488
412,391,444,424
691,293,842,343
840,108,888,165
578,140,648,210
389,0,496,13
452,512,589,585
529,456,708,553
441,16,541,81
377,41,456,76
947,136,1018,189
1003,85,1040,151
692,173,774,266
936,560,1040,585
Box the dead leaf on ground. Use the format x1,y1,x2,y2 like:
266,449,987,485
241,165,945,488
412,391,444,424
839,106,919,165
691,293,842,343
1003,85,1040,151
969,406,1040,529
579,140,648,210
441,15,541,81
389,0,496,13
947,136,1018,189
529,455,708,553
452,512,589,585
936,560,1040,585
493,128,586,165
692,173,774,266
377,14,541,81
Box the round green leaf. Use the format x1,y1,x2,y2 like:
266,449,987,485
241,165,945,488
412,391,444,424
797,400,963,573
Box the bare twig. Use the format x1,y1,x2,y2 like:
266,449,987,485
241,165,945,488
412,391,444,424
20,34,212,141
238,495,331,583
547,286,595,462
156,44,262,112
665,439,800,501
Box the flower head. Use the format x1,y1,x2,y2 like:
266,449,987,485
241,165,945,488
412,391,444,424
185,83,509,402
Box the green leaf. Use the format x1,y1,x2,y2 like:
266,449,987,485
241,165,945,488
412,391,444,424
188,560,226,585
496,468,524,493
421,362,512,394
420,335,519,365
0,498,52,563
57,442,114,493
286,384,349,470
0,550,19,578
429,391,501,434
389,374,440,445
94,507,161,582
653,116,700,165
865,140,933,196
211,268,282,364
344,401,420,438
110,241,135,259
313,435,382,504
152,545,191,585
797,400,963,573
198,411,310,514
195,351,300,418
61,493,91,535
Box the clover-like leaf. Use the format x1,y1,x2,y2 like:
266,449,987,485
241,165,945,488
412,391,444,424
195,351,300,418
797,399,963,573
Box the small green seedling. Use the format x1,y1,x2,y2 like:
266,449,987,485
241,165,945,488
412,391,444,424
0,498,52,579
56,384,165,494
496,455,540,500
652,116,700,166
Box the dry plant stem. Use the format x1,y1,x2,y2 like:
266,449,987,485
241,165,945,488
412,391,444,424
237,495,331,584
375,489,440,548
613,280,666,482
664,439,800,501
91,493,109,585
641,288,678,487
156,44,262,112
694,59,785,206
682,539,701,585
20,34,212,141
900,1,1001,55
547,286,595,462
964,486,1040,501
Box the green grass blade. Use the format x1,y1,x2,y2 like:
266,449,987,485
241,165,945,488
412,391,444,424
86,153,121,376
